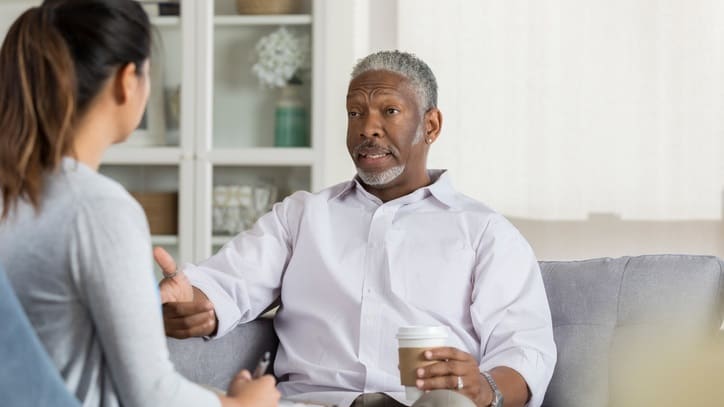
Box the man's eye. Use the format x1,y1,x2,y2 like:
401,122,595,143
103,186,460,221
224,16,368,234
348,111,359,117
386,108,399,115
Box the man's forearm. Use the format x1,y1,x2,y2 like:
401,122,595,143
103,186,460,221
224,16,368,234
488,366,530,407
193,287,219,337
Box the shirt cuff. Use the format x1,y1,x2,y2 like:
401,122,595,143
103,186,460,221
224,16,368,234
479,348,554,407
183,263,242,339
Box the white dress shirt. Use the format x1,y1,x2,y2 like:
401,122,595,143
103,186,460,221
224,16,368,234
185,170,556,407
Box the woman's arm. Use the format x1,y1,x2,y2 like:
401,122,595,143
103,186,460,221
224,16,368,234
68,195,220,406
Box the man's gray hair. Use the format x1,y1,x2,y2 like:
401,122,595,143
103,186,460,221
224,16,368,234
350,50,438,112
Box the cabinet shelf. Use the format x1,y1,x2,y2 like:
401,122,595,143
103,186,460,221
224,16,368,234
214,15,312,26
151,235,179,245
151,16,180,27
102,146,185,165
211,236,234,246
207,147,316,166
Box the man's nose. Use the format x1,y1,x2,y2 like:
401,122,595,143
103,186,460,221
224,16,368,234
359,112,383,138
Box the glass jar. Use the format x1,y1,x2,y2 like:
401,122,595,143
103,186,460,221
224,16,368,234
274,84,309,147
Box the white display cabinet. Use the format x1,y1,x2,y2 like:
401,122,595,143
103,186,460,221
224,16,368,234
210,165,311,248
194,0,323,261
0,0,325,270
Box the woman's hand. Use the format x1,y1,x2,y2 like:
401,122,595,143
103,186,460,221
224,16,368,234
222,369,281,407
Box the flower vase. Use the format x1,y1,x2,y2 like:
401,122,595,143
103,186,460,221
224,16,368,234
274,84,308,147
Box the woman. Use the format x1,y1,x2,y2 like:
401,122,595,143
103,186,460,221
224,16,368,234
0,1,279,406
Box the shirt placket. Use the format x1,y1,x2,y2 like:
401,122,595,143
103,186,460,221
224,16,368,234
359,204,396,391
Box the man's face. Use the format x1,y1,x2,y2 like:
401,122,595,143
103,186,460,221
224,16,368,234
346,70,428,189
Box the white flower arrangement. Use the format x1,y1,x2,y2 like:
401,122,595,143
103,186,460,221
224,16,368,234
252,27,310,88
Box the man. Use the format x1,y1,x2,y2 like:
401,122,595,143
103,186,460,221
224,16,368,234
157,51,556,407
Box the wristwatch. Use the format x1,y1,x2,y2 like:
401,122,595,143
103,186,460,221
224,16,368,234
481,371,504,407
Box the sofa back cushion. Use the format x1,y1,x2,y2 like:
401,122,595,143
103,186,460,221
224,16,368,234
539,255,723,407
168,255,724,405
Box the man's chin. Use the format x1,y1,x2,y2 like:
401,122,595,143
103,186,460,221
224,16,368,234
356,166,404,187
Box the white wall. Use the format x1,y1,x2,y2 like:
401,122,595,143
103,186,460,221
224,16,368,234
396,0,723,221
318,0,361,187
326,0,724,259
0,1,37,37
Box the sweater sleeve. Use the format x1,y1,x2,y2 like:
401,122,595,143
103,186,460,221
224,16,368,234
68,195,220,407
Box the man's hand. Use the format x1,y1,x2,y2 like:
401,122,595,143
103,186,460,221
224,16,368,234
416,347,531,407
414,347,493,407
155,246,218,338
155,247,193,303
161,291,217,338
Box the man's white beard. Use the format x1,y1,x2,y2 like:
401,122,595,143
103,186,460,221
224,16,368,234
357,165,405,186
356,124,425,187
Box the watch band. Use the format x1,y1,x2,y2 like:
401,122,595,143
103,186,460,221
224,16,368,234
481,371,504,407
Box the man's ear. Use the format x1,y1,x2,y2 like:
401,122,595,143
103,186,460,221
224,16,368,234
113,62,140,104
424,107,443,141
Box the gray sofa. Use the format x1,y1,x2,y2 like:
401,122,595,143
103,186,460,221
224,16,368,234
168,254,724,406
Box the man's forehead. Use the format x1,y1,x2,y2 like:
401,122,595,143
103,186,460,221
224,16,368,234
346,87,403,99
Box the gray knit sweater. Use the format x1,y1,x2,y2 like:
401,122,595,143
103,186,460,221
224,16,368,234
0,157,218,407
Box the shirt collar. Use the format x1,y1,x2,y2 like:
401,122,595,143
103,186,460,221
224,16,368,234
329,169,458,209
329,179,357,201
426,170,458,209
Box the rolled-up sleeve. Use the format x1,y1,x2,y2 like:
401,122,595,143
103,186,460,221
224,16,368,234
471,215,557,407
184,194,300,338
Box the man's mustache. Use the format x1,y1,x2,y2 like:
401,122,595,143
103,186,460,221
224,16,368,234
352,140,395,156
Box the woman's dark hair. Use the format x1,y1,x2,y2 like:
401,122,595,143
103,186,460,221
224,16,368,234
0,0,151,219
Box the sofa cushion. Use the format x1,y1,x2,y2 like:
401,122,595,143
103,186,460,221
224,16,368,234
168,318,278,390
539,255,723,407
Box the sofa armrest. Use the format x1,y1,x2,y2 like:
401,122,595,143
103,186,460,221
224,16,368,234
167,318,278,390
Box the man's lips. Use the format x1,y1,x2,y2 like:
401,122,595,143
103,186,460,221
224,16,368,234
358,153,391,165
358,151,391,159
354,145,394,168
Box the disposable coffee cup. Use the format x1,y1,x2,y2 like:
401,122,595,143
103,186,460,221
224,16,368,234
396,326,449,401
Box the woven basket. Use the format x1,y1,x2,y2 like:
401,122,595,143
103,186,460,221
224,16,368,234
130,192,178,235
236,0,301,15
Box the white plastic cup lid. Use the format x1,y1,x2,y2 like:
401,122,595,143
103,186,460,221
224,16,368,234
396,326,449,340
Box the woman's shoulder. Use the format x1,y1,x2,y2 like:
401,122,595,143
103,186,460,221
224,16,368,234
58,158,133,201
55,159,145,224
